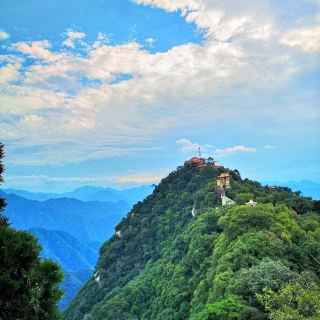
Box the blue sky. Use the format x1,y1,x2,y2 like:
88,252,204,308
0,0,319,192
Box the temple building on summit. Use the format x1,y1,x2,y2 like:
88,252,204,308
187,148,221,169
188,147,206,165
188,157,206,165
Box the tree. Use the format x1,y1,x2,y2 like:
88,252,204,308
235,193,254,205
194,296,260,320
257,283,320,320
0,143,64,320
0,143,6,221
228,259,299,304
207,157,215,164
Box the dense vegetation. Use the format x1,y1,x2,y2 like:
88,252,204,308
0,144,63,320
64,161,320,319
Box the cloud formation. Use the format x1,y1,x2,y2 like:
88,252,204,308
281,26,320,52
214,145,256,157
6,171,164,191
0,30,9,40
0,0,319,166
264,145,277,149
176,138,203,153
62,30,86,48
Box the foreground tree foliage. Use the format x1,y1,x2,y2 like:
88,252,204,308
257,283,320,320
64,161,320,320
0,143,64,320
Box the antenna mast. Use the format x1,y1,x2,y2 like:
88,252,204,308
198,147,201,158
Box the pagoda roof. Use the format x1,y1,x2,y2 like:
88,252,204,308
218,172,230,178
188,157,206,164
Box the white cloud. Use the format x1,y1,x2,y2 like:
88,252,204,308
66,30,86,39
13,40,66,62
62,30,86,48
0,62,21,85
93,32,111,48
214,145,256,157
0,30,9,40
176,138,204,153
145,37,156,46
134,0,275,41
264,144,277,149
114,173,163,184
281,26,320,52
97,32,109,41
62,38,75,48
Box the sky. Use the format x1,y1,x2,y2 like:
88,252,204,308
0,0,319,192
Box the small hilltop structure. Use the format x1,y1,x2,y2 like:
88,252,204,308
216,172,231,189
219,187,235,206
221,195,236,206
186,149,236,207
245,199,257,207
188,147,206,166
94,271,101,284
188,157,206,165
116,230,122,237
187,148,220,168
216,171,234,206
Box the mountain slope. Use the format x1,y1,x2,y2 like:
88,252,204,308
2,188,60,201
29,228,99,310
2,185,153,204
64,162,320,320
62,186,125,203
29,228,98,271
61,269,93,311
1,191,130,242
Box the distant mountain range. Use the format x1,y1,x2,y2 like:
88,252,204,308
262,180,320,200
0,191,130,242
0,185,153,310
3,185,153,204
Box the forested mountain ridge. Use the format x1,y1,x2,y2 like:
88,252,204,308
64,161,320,320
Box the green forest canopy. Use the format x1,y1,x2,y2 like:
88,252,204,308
64,161,320,320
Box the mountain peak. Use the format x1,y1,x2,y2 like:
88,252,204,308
64,162,319,320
